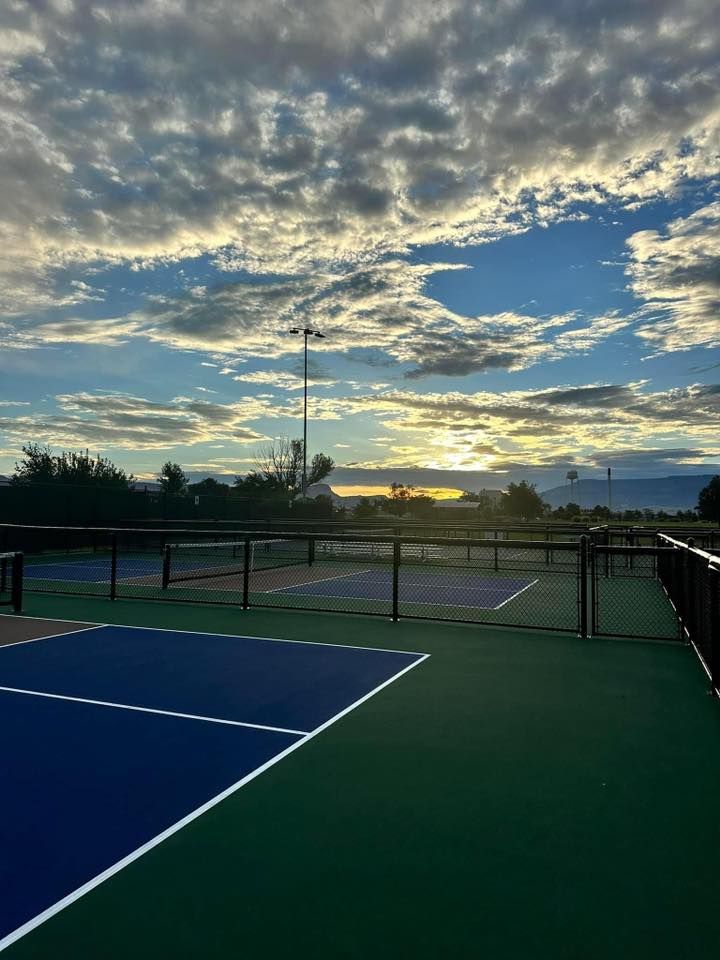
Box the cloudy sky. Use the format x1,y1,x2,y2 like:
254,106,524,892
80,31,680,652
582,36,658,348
1,0,719,496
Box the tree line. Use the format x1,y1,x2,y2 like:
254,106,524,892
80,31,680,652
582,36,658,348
8,444,720,523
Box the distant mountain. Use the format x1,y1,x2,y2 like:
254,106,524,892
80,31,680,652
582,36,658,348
540,474,716,512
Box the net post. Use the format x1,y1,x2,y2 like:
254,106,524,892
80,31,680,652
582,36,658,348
161,544,171,590
11,552,23,613
110,533,118,600
493,529,499,572
579,535,589,638
392,538,400,622
308,535,315,567
0,555,6,593
545,526,550,566
242,536,250,610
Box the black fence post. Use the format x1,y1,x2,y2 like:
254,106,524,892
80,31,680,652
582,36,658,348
392,539,400,622
579,536,588,638
12,553,23,613
590,544,599,636
110,533,118,600
242,536,250,610
604,529,610,578
709,563,719,696
161,545,171,590
308,536,315,567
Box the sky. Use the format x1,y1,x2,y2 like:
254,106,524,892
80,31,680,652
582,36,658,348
0,0,719,498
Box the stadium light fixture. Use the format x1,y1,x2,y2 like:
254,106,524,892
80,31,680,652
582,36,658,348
288,327,327,496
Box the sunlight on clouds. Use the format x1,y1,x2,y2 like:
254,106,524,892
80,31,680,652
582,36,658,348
0,0,718,319
0,380,717,475
332,484,464,500
627,202,720,354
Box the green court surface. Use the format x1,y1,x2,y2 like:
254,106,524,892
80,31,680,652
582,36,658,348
3,592,720,959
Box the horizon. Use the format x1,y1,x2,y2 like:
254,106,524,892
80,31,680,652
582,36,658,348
0,2,718,483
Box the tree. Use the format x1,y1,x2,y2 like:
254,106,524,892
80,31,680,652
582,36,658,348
386,482,436,518
233,471,285,498
159,461,188,496
235,439,335,498
307,452,335,487
501,481,547,519
552,502,581,520
188,477,231,497
353,497,380,519
697,476,720,524
12,444,132,489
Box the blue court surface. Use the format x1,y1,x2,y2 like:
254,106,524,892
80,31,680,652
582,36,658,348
0,624,427,950
25,556,166,583
273,571,537,609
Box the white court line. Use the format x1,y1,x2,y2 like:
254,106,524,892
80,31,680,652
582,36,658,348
264,568,376,594
273,593,531,612
492,578,539,609
0,623,106,651
0,649,429,954
274,574,533,595
273,574,539,611
0,614,428,658
0,686,308,736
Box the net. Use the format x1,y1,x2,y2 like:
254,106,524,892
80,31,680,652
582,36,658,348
164,538,307,585
316,538,441,562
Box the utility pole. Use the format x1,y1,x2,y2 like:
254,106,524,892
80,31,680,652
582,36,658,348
289,327,326,496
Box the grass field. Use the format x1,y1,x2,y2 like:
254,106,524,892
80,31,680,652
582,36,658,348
2,590,719,959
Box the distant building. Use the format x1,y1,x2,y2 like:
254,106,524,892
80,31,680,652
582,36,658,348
130,480,163,493
0,475,11,486
438,489,506,509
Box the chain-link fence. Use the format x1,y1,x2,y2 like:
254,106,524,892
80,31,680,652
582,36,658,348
656,535,720,694
4,523,716,660
0,523,587,633
591,546,680,641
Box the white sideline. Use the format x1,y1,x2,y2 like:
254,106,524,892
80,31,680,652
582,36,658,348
0,648,429,953
0,614,428,657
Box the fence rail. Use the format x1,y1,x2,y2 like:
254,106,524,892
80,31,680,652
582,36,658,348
0,523,585,635
3,522,717,694
656,534,720,695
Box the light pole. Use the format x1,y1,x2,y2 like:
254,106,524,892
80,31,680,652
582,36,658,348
289,327,326,496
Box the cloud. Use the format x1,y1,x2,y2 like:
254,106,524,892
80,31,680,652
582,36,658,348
0,393,270,450
1,0,718,314
233,370,338,391
626,202,720,354
320,380,720,471
1,379,717,475
19,259,626,377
